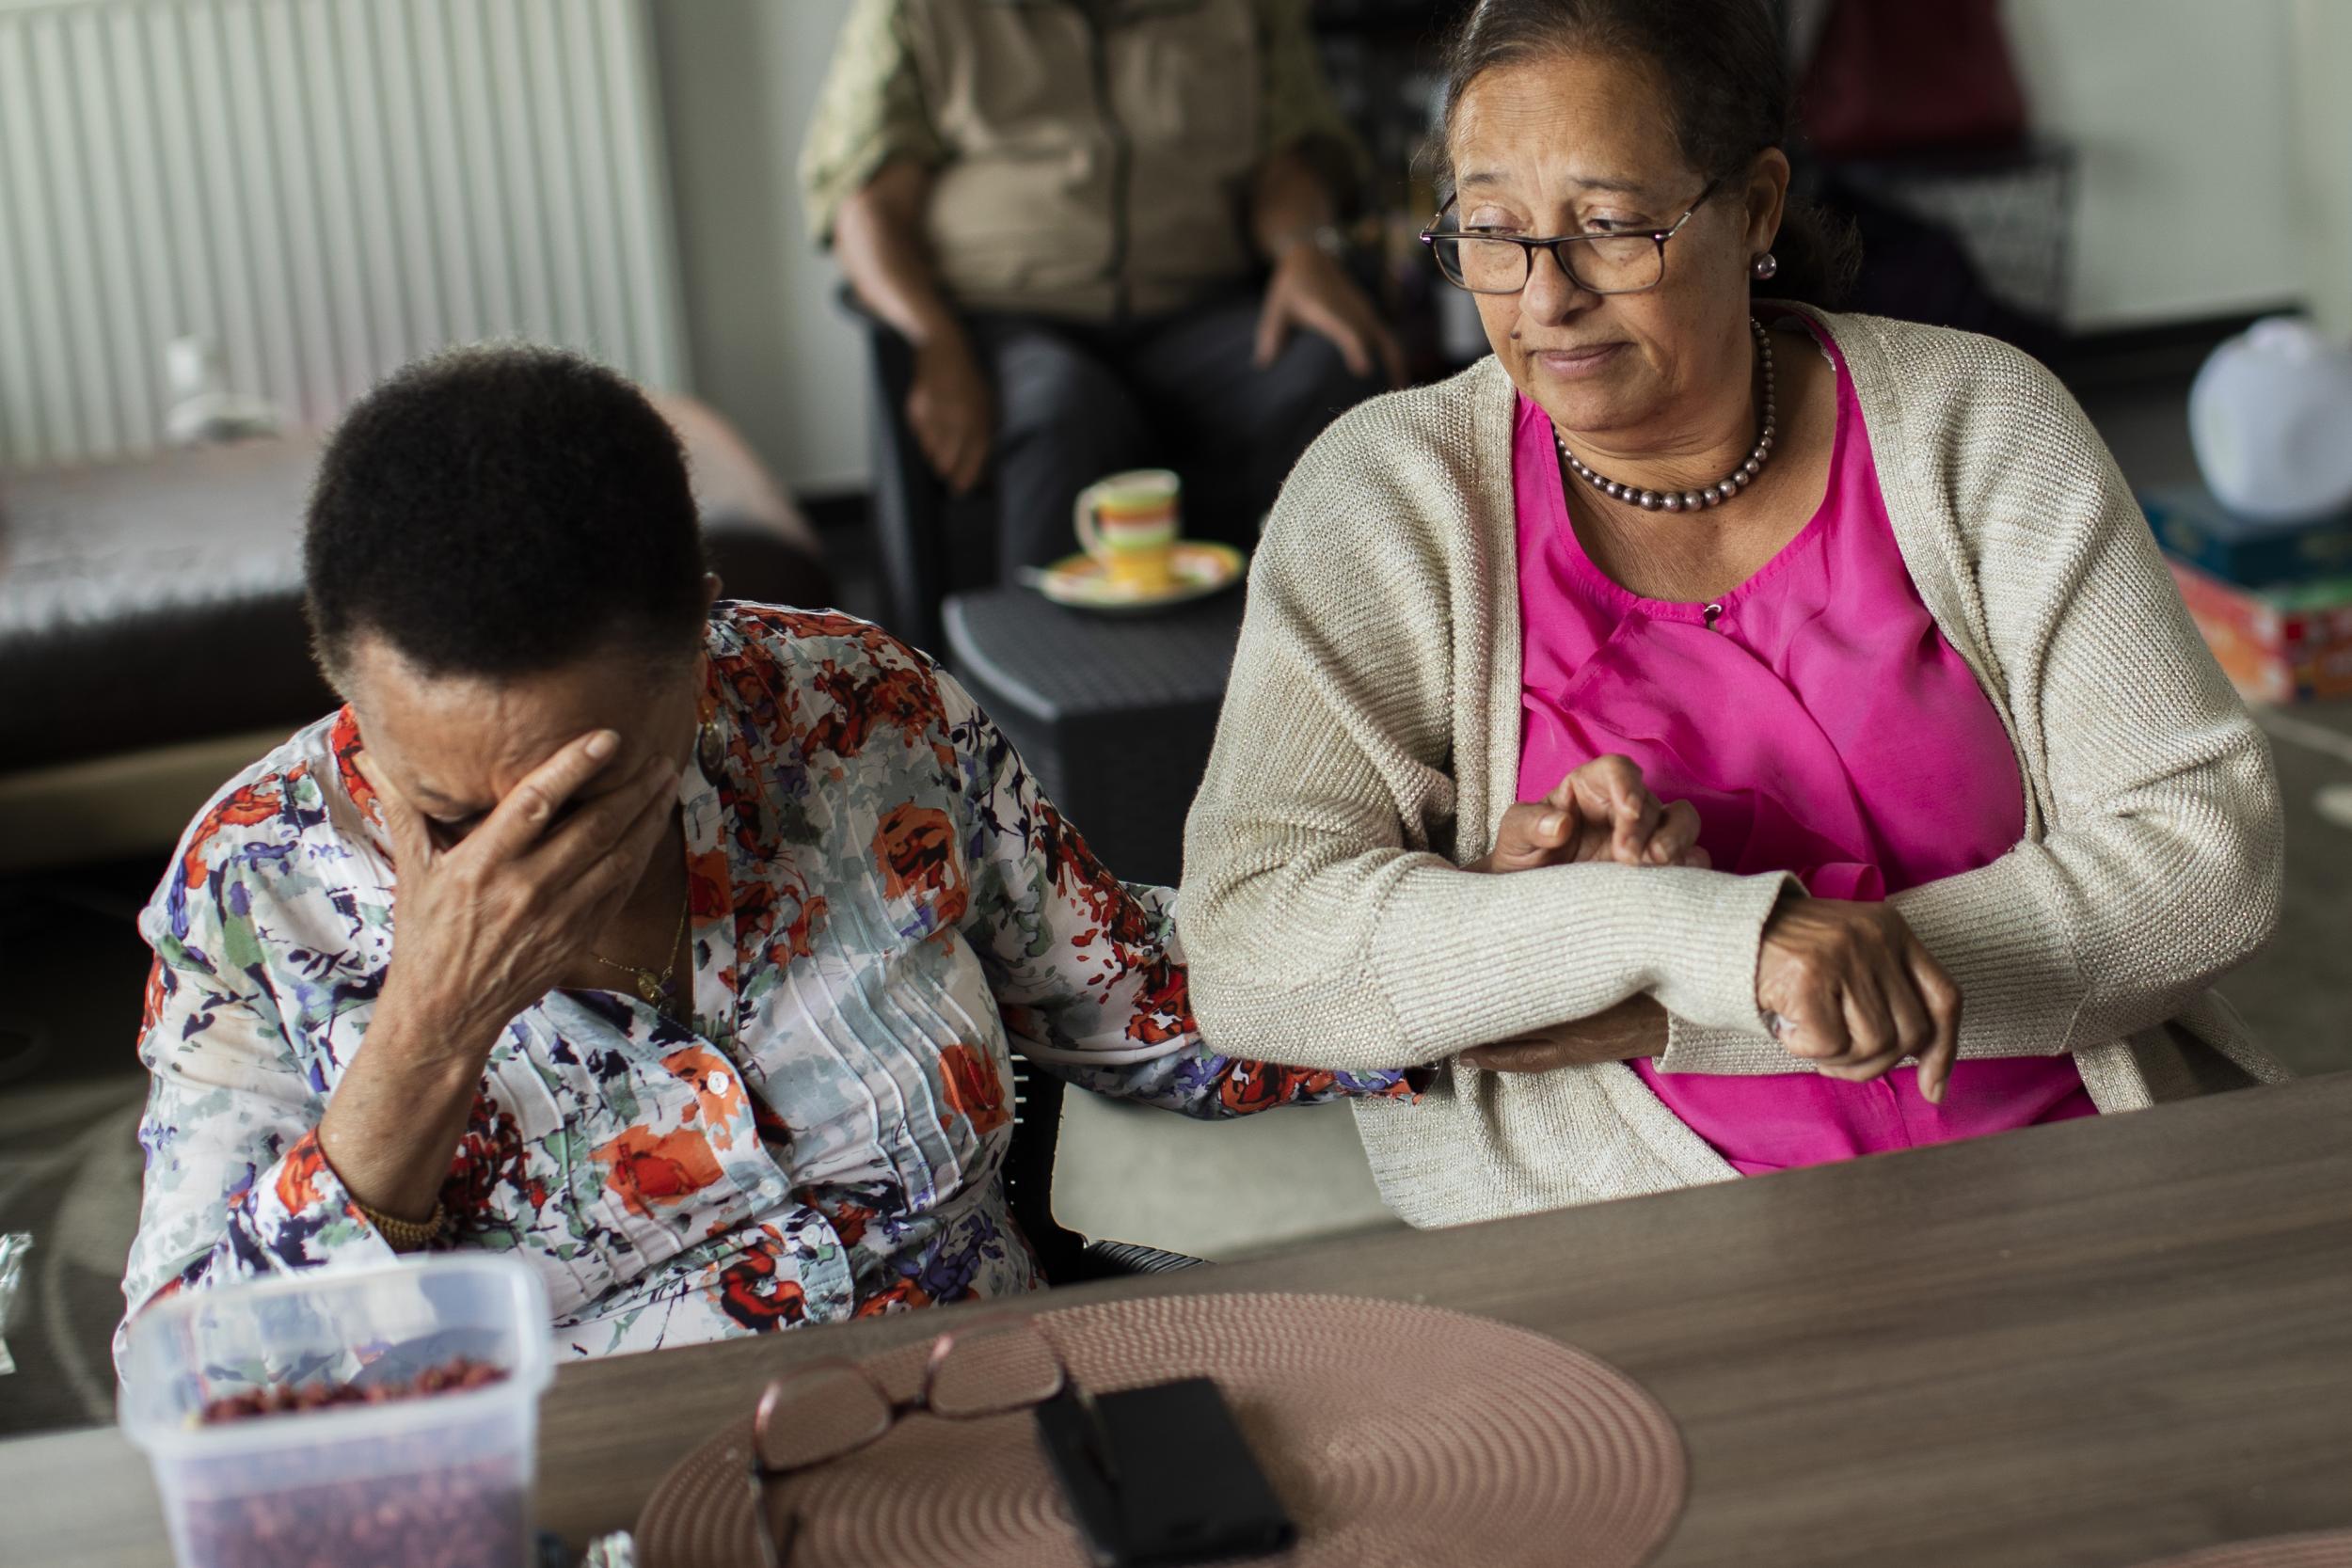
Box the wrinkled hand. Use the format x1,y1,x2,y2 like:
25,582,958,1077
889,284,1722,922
1470,754,1708,874
360,732,680,1058
1456,756,1693,1077
1254,245,1407,388
1458,997,1666,1072
906,332,993,495
1756,897,1962,1101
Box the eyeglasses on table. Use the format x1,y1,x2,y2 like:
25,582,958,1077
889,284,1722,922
744,1316,1112,1566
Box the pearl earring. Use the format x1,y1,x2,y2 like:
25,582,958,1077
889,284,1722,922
1751,252,1779,281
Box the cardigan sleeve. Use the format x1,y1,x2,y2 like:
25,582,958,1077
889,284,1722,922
1659,328,2283,1074
1178,397,1796,1073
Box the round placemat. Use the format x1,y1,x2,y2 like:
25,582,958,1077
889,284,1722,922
636,1291,1684,1568
2136,1534,2352,1568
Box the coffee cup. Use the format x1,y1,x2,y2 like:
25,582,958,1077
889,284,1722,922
1074,469,1182,595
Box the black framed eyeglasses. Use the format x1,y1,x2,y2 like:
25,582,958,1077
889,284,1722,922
744,1318,1111,1566
1420,179,1721,296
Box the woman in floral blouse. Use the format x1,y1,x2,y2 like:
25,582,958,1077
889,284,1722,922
119,346,1403,1366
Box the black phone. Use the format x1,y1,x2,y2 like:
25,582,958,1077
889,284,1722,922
1032,1375,1296,1567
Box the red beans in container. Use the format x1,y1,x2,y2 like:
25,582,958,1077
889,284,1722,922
121,1259,553,1568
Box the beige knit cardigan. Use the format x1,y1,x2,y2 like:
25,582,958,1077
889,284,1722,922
1176,307,2287,1228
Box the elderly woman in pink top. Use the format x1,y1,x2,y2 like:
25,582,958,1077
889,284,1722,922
1177,0,2285,1224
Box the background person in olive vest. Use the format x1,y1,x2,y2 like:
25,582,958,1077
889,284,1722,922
802,0,1405,583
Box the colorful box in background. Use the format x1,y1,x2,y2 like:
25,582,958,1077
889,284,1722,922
2141,484,2352,588
2164,555,2352,704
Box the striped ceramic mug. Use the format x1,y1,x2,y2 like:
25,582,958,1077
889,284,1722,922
1073,469,1182,595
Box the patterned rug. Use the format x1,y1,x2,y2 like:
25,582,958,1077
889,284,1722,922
0,865,163,1438
0,1069,147,1433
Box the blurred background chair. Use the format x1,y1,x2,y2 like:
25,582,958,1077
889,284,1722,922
848,290,1247,889
847,290,998,657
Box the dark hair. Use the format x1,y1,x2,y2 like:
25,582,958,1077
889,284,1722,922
304,344,707,681
1432,0,1859,307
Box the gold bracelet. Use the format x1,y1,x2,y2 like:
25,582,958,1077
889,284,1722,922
357,1199,447,1253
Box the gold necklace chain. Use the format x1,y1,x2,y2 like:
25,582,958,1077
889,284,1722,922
589,879,691,1016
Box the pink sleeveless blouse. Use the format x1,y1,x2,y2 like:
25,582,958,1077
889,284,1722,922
1513,322,2094,1174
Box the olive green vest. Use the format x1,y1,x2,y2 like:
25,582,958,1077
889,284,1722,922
905,0,1264,320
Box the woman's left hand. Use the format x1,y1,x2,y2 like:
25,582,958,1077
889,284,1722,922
1756,897,1962,1101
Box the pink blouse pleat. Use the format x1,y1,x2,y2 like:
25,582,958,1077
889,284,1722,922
1513,323,2095,1175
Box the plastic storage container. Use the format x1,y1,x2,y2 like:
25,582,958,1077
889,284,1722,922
121,1255,552,1568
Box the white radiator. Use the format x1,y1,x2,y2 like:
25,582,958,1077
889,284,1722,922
0,0,688,472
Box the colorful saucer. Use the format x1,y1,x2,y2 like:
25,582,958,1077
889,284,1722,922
1025,540,1246,614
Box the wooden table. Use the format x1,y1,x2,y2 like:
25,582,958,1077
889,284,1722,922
8,1075,2349,1568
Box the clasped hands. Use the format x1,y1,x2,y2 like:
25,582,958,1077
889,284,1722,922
1456,756,1962,1101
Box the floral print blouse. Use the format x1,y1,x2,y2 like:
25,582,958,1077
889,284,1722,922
121,605,1403,1365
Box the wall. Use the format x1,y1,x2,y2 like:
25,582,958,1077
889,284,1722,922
2289,0,2352,339
0,0,687,472
650,0,867,494
2003,0,2305,331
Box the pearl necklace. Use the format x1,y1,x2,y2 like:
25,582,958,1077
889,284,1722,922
1555,317,1774,513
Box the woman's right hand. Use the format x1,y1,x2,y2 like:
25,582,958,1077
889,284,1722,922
319,731,678,1225
1470,753,1708,873
361,731,680,1060
907,332,993,496
1756,897,1962,1101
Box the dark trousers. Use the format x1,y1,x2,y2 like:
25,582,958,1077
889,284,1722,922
965,290,1385,581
